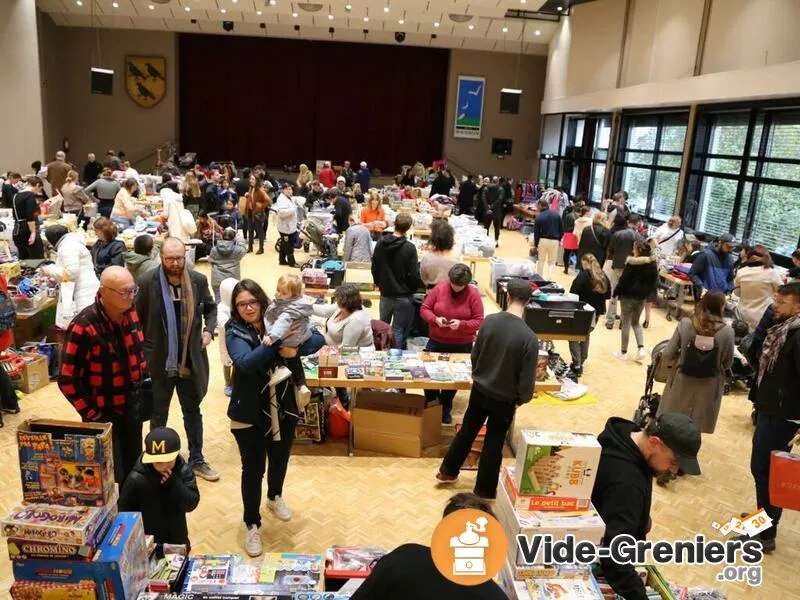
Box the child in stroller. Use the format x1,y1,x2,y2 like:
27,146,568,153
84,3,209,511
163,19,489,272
724,301,756,393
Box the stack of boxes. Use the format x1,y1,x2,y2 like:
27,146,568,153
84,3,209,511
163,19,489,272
497,430,606,599
2,419,149,600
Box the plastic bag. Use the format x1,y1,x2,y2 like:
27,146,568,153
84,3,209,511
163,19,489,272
328,396,350,438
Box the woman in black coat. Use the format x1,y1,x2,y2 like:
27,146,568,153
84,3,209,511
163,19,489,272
612,241,659,362
577,212,611,268
90,217,125,277
567,254,610,380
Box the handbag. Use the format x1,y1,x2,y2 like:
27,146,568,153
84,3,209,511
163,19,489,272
56,281,77,329
769,450,800,511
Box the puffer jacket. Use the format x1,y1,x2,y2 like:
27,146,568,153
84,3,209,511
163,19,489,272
209,239,247,288
689,244,735,293
613,256,658,300
41,233,100,327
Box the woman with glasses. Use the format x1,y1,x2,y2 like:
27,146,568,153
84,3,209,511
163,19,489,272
43,225,100,328
225,279,299,558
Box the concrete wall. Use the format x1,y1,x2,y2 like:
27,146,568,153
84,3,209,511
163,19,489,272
444,49,547,180
39,19,178,172
0,1,45,174
542,0,800,114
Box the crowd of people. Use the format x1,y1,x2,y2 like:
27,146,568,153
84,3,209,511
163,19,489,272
1,151,799,599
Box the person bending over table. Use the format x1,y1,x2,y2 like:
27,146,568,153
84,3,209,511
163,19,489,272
225,278,300,558
420,264,483,424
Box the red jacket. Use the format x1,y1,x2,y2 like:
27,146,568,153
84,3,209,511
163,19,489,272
319,167,337,189
420,281,484,345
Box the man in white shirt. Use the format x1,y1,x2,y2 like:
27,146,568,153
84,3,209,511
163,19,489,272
654,216,684,257
123,160,140,180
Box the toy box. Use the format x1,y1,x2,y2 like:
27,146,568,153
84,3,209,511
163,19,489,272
10,580,97,600
2,502,111,547
514,430,601,499
503,466,591,512
17,419,115,507
15,352,50,393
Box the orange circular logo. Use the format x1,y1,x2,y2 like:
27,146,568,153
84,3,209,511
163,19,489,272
430,508,508,586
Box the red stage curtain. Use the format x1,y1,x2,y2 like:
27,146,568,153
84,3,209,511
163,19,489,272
178,34,449,173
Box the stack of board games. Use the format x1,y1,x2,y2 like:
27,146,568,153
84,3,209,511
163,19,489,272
324,545,387,587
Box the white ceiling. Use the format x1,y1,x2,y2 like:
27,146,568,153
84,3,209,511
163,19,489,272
37,0,558,54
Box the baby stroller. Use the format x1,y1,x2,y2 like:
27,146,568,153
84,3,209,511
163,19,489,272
723,301,756,394
297,220,338,258
633,340,673,427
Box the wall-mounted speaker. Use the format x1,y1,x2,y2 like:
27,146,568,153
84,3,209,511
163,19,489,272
491,138,513,156
90,68,114,95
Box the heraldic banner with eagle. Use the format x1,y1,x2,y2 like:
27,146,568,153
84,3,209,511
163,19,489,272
126,56,166,108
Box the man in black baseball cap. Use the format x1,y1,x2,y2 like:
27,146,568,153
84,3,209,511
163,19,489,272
591,413,701,600
119,427,200,549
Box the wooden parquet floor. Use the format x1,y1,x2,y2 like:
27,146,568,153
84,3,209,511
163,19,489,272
1,221,797,599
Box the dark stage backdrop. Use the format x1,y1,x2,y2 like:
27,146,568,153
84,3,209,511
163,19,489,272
178,34,449,173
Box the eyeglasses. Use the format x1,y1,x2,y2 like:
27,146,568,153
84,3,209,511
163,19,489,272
105,286,139,299
236,300,261,310
162,256,185,264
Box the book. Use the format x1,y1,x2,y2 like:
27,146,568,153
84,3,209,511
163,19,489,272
345,366,364,379
364,361,384,380
409,366,430,380
385,369,406,381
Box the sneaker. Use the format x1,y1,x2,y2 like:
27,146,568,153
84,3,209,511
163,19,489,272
635,348,648,362
612,351,629,361
435,472,458,485
564,368,581,382
256,249,264,255
224,386,232,397
193,462,220,482
245,525,263,557
441,413,453,425
267,496,293,522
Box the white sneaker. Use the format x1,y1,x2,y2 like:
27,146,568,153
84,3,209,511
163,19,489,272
635,348,647,362
612,351,629,361
245,525,262,557
267,496,293,521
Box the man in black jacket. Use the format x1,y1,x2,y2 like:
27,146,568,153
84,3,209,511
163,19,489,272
119,427,200,549
457,174,477,215
592,414,701,600
330,189,351,234
481,177,506,244
372,213,421,349
430,171,452,198
136,238,219,483
437,279,538,498
742,282,800,553
83,153,103,185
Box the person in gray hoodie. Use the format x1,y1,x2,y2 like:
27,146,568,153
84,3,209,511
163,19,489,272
343,217,372,263
209,228,247,302
124,234,160,283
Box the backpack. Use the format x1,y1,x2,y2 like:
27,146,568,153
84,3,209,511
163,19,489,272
0,289,16,332
680,334,718,378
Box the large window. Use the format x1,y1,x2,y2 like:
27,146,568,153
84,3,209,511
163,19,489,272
686,106,800,257
613,112,688,222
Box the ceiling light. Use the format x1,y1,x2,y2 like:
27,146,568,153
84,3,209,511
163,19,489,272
501,88,523,94
433,21,440,27
220,8,226,13
112,1,119,7
148,4,155,9
297,3,324,12
398,18,404,24
257,10,263,15
535,29,541,35
448,14,473,23
76,0,83,5
383,6,389,12
292,11,298,17
557,5,563,10
468,24,475,30
502,26,508,33
328,13,334,19
344,3,352,10
520,0,526,3
269,0,277,5
184,6,191,11
363,16,369,21
232,0,238,2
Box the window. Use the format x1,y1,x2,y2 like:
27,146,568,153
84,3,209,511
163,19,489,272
613,112,688,221
687,105,800,257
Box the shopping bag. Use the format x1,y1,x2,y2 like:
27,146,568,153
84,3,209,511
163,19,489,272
769,450,800,511
328,396,350,438
55,281,77,329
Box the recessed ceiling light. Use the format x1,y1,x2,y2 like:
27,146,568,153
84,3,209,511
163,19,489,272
557,5,563,10
257,10,262,15
520,0,526,4
220,8,226,13
383,6,389,12
328,13,334,19
292,12,298,17
112,1,119,7
232,0,238,2
148,4,155,9
433,21,440,27
184,6,190,11
398,18,404,24
344,3,352,10
363,16,369,21
269,0,276,5
468,24,474,30
535,29,541,35
502,26,508,33
76,0,83,5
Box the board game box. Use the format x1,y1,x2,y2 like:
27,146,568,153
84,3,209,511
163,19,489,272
17,419,115,507
10,579,97,600
2,502,111,547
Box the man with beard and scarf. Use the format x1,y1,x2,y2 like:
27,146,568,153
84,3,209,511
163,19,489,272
436,279,538,498
136,237,220,483
591,413,701,599
740,281,800,553
420,264,484,424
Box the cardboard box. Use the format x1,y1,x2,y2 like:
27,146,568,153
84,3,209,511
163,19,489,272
16,353,50,393
12,513,149,600
497,476,605,567
514,430,601,498
2,503,111,547
10,580,97,600
17,419,115,507
354,391,441,457
503,466,591,512
319,366,339,379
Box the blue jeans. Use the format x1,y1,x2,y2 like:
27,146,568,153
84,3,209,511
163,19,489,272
286,330,326,387
379,295,415,349
111,216,134,229
423,339,473,419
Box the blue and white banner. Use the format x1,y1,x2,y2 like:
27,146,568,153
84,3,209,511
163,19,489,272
454,75,485,140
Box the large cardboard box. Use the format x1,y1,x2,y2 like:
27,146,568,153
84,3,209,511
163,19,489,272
503,466,591,512
16,353,50,393
497,476,605,567
514,430,601,499
353,391,441,457
12,513,149,600
17,419,115,507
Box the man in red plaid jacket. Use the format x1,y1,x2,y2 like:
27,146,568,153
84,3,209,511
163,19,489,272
58,266,148,484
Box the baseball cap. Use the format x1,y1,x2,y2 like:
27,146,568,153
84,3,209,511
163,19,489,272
652,413,701,475
337,176,346,183
142,427,181,464
718,233,735,245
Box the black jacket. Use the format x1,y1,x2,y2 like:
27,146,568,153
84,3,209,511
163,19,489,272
83,160,103,185
333,197,352,233
135,267,217,399
592,418,651,600
562,210,576,233
1,182,17,209
225,319,296,427
753,318,800,420
458,180,477,213
570,269,610,316
371,233,421,298
614,256,658,300
118,455,199,547
578,225,611,267
430,175,451,197
91,239,125,277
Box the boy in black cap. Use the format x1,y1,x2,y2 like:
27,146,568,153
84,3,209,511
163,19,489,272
119,427,200,549
591,413,701,600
